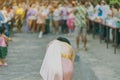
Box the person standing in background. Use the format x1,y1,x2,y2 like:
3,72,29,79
60,2,68,34
100,1,110,20
74,1,88,51
0,27,10,66
67,4,75,37
53,3,61,34
15,3,25,32
44,3,50,34
0,6,9,37
37,6,46,38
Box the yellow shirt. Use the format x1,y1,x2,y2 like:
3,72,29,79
119,9,120,13
15,8,25,19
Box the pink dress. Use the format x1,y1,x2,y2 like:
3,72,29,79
0,37,6,47
36,11,46,24
67,11,75,31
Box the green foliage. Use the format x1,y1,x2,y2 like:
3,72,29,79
110,0,120,6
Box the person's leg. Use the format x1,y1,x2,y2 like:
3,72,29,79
64,20,68,33
76,36,80,50
36,23,40,32
61,20,64,33
18,18,22,32
30,20,34,32
54,21,59,34
1,59,5,64
41,23,45,33
67,19,71,36
0,49,3,65
82,27,87,51
34,20,37,32
62,20,68,33
70,19,75,36
54,21,56,33
83,36,87,50
0,59,3,66
1,59,7,66
31,20,36,32
103,26,107,41
89,20,93,33
26,20,30,32
95,23,99,34
117,29,120,46
3,23,9,37
45,19,50,34
75,27,81,50
11,19,15,32
28,19,32,31
38,23,45,38
118,30,120,46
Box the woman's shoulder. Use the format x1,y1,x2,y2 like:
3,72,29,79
2,34,8,40
0,36,4,40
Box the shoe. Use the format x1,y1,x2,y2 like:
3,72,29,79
83,47,87,51
77,47,80,51
38,32,43,38
38,34,42,38
0,62,4,66
3,63,8,66
0,64,4,66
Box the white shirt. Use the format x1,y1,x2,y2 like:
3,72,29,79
100,5,110,19
60,6,68,20
53,8,60,17
95,4,100,15
67,8,74,19
1,10,8,23
87,5,94,17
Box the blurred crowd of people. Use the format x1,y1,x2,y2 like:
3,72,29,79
0,1,76,38
87,0,120,47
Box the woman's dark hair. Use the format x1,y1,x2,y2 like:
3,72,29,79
57,37,71,45
0,26,6,34
81,0,85,5
114,3,119,10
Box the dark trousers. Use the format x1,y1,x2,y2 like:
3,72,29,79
94,23,100,34
61,20,68,33
2,23,9,37
88,20,93,33
44,19,50,34
117,30,120,45
101,26,107,40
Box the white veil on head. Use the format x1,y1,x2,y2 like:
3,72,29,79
40,40,63,80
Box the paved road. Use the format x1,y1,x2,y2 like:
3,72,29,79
0,29,120,80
